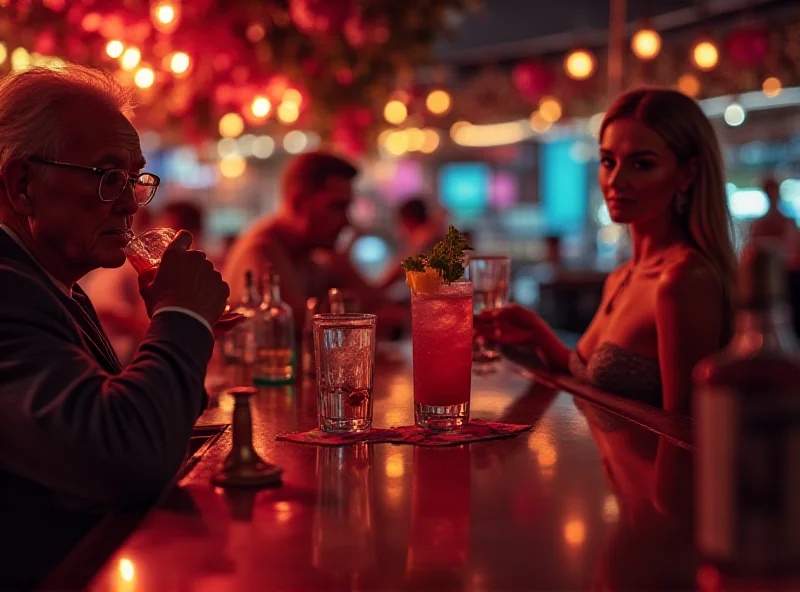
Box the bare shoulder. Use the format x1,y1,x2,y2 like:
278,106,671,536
656,249,723,305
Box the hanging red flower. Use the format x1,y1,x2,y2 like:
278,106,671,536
511,59,555,101
725,24,769,68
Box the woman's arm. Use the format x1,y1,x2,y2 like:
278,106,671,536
655,256,725,417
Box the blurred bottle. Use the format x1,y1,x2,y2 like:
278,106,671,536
694,243,800,589
221,270,260,364
253,273,295,385
329,288,346,314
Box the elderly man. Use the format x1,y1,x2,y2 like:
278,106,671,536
0,66,228,586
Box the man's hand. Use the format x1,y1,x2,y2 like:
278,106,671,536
138,231,229,328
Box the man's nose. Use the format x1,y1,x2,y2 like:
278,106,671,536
114,181,140,215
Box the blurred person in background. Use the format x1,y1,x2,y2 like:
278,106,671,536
0,66,229,587
85,200,209,363
749,176,800,269
479,88,736,417
225,151,393,322
377,196,446,292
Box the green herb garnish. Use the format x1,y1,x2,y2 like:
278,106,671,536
401,225,472,283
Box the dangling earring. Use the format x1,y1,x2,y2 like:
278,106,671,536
674,191,688,215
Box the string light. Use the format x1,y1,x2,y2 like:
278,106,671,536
538,96,562,123
564,49,596,80
277,101,299,124
419,128,440,154
121,47,141,70
762,77,782,98
631,28,661,60
134,66,155,89
219,112,245,138
692,40,719,71
383,100,407,125
677,73,701,97
219,155,247,179
105,40,124,59
425,89,451,115
251,96,271,118
170,52,190,74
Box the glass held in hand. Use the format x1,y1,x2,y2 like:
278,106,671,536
314,313,377,433
466,256,511,368
123,227,179,273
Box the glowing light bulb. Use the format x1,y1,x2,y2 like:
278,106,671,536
134,66,155,89
170,52,190,74
105,40,124,59
251,96,271,118
121,48,141,70
565,49,596,80
631,28,661,60
156,4,175,24
692,40,719,71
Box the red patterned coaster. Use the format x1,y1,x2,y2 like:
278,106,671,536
276,419,533,447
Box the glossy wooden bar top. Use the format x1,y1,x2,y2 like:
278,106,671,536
82,344,696,591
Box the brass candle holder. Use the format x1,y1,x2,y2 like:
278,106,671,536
212,386,283,488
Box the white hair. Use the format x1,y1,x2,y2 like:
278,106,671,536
0,64,136,173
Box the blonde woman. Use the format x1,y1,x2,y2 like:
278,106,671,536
479,88,736,417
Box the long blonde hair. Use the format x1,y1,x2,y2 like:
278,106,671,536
600,88,736,336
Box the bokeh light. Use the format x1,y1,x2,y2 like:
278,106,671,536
384,130,409,156
216,137,239,158
282,88,303,106
134,66,155,89
631,28,661,60
384,100,408,125
723,103,745,127
0,43,6,65
762,77,782,98
121,47,141,70
170,52,190,74
251,96,272,118
426,89,452,115
219,112,245,138
118,558,135,583
563,518,586,547
283,130,308,154
105,40,124,59
530,111,552,133
406,127,425,151
277,101,299,124
564,49,596,80
692,40,719,71
219,155,247,178
419,128,440,154
538,96,562,123
677,73,701,97
252,135,275,159
155,3,175,24
11,47,31,71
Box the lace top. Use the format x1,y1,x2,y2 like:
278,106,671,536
568,342,662,408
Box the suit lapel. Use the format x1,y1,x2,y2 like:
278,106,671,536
0,231,123,374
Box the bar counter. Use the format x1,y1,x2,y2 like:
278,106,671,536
49,343,696,591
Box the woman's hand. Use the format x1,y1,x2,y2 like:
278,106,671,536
475,304,544,348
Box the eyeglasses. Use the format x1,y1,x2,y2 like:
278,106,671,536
29,157,161,206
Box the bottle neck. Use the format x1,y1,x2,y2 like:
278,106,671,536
244,282,261,307
731,303,799,355
262,281,281,306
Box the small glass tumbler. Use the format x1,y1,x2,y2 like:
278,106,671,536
314,313,377,433
124,227,178,273
467,256,511,366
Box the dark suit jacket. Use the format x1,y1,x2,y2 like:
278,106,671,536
0,229,214,588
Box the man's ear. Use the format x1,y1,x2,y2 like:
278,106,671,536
2,158,35,216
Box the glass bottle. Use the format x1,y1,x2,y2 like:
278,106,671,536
253,272,295,385
694,243,800,588
221,270,260,364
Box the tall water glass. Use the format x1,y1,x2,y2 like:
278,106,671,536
467,256,511,365
314,314,376,433
411,281,473,429
124,227,178,273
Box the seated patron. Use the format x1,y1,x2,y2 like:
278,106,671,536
479,88,736,417
224,151,388,320
0,66,229,586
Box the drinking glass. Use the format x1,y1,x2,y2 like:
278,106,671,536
467,256,511,367
124,227,178,273
314,313,376,433
411,281,473,429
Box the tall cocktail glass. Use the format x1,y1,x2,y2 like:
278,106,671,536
467,256,511,368
411,281,473,429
